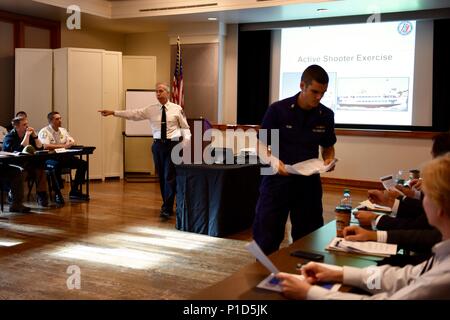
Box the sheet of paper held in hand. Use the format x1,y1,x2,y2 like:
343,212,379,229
285,158,338,176
246,241,341,292
327,237,398,257
379,174,406,196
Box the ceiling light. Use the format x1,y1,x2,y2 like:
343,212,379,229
208,17,217,21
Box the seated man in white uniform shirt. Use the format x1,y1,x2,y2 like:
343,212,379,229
39,111,88,204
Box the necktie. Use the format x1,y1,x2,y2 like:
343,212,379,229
161,105,167,141
420,253,435,276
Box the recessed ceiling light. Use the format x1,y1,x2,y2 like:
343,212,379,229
316,8,328,12
208,17,217,21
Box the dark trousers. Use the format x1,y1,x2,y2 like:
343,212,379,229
0,164,24,206
252,174,324,255
152,140,178,214
45,158,87,192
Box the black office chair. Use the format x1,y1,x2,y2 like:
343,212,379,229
26,171,39,201
45,167,73,201
0,181,5,212
26,170,55,201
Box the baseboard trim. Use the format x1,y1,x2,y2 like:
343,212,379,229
124,172,159,183
321,177,383,190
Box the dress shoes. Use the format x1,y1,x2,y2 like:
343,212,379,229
159,211,171,220
55,192,65,205
9,204,31,213
37,192,49,207
7,191,13,204
69,191,89,200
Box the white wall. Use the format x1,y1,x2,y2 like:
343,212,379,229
124,32,170,84
221,24,238,124
322,135,433,181
61,24,125,52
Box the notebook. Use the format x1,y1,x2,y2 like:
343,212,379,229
326,237,398,257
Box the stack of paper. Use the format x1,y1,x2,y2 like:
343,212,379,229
357,200,392,213
326,237,397,257
285,158,338,176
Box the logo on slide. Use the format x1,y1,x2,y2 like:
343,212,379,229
397,21,413,35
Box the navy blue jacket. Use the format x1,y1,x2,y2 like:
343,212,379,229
260,92,336,165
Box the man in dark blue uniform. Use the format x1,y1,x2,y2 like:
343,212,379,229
3,116,50,207
254,64,337,254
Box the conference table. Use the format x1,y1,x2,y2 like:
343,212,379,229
0,146,96,210
175,163,261,237
191,220,382,300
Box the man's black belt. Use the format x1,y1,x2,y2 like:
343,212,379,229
153,139,180,143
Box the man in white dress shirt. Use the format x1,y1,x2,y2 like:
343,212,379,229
99,82,191,220
39,111,88,204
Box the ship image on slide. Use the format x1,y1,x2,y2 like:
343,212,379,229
337,77,409,111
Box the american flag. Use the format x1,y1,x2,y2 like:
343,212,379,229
171,36,184,108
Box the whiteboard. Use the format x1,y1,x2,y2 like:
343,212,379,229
125,90,158,136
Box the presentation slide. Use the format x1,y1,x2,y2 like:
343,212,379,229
279,21,417,126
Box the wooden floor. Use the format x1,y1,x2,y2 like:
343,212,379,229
0,179,368,299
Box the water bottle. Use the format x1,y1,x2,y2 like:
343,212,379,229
340,188,352,209
395,170,406,186
405,169,420,187
336,189,352,237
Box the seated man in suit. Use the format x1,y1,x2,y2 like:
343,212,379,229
2,116,49,207
344,223,441,252
355,131,450,230
38,111,87,202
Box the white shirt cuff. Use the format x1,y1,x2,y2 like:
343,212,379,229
391,199,400,217
376,231,388,243
306,285,333,300
413,189,421,200
372,214,383,229
342,266,366,288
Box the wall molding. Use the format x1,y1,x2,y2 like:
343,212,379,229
211,123,439,139
321,177,383,190
335,129,438,139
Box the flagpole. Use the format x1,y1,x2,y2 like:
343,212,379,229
171,36,184,108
